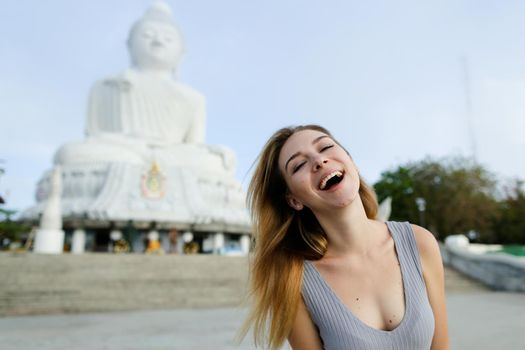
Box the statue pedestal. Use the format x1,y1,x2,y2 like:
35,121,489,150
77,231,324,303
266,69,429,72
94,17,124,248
33,229,65,254
25,159,250,233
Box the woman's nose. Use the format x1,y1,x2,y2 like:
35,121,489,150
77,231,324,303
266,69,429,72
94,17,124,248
313,159,328,171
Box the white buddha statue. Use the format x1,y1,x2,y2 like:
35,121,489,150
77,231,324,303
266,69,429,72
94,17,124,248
55,1,234,172
25,2,250,235
87,2,203,145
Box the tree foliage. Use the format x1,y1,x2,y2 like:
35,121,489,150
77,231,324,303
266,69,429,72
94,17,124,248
492,179,525,244
374,156,500,241
0,164,31,246
0,208,30,245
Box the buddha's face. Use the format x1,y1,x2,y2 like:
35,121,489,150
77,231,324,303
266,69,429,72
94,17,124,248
128,21,183,71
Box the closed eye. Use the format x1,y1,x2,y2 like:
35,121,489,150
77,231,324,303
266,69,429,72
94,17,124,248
320,144,334,152
293,161,306,174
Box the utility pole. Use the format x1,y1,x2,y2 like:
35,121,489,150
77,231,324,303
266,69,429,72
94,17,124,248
461,56,478,163
0,159,5,204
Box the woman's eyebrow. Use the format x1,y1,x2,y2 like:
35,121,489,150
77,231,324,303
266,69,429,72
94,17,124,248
312,135,329,145
285,135,329,171
285,153,300,172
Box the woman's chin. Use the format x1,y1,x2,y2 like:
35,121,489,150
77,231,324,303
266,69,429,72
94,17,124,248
332,190,360,208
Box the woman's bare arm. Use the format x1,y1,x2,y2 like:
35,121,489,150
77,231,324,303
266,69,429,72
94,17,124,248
411,224,450,350
288,298,324,350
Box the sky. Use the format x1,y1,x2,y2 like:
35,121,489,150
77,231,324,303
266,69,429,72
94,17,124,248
1,0,525,213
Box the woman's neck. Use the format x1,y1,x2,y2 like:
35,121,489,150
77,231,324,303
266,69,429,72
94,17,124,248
315,197,380,258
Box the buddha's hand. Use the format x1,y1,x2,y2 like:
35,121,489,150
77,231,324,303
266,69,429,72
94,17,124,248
206,145,236,172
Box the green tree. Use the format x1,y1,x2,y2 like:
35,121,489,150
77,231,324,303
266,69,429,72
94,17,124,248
492,179,525,244
374,166,418,222
374,156,499,241
0,208,30,247
0,163,31,247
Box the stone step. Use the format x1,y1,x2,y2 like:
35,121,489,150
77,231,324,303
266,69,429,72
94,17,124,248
444,266,489,293
1,253,486,316
0,253,249,316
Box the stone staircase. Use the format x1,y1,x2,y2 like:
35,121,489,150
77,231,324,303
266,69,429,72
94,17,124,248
0,253,249,316
443,265,489,293
0,252,488,317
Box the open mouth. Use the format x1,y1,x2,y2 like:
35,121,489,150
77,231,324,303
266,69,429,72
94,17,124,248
319,171,344,191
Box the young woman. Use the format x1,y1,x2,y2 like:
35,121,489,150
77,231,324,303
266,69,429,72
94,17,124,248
241,125,449,350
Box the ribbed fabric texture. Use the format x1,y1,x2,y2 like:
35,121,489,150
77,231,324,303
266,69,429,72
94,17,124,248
302,221,435,350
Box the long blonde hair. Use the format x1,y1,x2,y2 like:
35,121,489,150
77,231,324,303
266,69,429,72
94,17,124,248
241,125,378,349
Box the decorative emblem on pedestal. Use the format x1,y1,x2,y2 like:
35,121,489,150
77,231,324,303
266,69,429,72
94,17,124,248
141,161,166,199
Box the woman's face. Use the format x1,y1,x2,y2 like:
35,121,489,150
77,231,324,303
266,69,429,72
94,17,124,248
278,129,360,213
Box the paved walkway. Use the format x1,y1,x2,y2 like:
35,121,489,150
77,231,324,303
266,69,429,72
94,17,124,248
0,308,254,350
1,268,524,349
2,291,524,349
446,291,525,349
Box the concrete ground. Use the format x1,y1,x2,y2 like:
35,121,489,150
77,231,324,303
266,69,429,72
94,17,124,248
0,308,254,350
446,291,525,349
1,291,524,350
1,267,524,350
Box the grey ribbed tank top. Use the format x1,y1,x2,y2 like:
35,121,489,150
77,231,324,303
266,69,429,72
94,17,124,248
302,221,435,350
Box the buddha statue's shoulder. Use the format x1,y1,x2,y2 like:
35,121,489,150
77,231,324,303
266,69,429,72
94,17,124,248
89,70,204,101
89,70,134,93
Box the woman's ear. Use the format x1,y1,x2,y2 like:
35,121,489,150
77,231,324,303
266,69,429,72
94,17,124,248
286,194,304,211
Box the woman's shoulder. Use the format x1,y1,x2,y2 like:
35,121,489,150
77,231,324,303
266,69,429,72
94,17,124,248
385,221,440,263
407,223,444,284
408,223,440,259
407,225,450,348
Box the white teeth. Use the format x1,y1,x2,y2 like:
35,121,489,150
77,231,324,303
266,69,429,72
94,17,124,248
319,171,343,190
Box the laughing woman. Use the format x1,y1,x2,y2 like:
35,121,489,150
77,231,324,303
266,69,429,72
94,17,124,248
241,125,449,350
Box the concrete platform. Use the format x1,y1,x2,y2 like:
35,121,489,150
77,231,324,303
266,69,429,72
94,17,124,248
0,308,254,350
1,252,523,349
1,290,524,350
446,291,525,349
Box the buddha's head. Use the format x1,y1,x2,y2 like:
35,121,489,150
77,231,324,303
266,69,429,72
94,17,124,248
127,1,184,72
